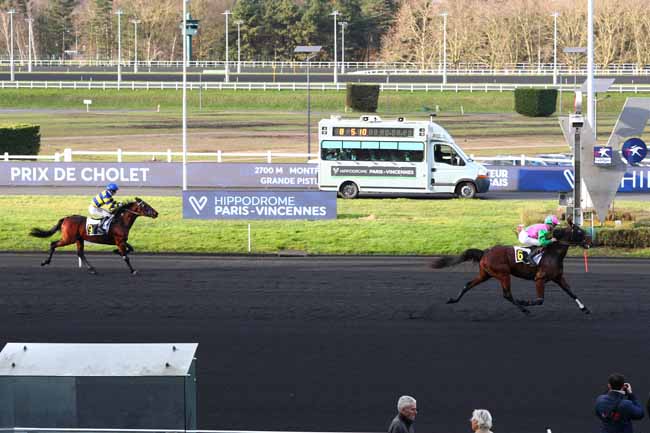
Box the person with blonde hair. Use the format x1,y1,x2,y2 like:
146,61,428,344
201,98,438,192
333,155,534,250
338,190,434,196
470,409,493,433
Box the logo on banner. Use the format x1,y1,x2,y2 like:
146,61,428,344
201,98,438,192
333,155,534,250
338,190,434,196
594,146,612,165
563,169,575,189
188,195,208,214
622,138,647,165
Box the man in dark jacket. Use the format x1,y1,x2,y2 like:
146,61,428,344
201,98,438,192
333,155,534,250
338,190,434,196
388,395,417,433
595,373,644,433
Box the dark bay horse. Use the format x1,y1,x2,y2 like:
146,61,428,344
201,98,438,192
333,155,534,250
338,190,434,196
29,198,158,274
430,220,591,315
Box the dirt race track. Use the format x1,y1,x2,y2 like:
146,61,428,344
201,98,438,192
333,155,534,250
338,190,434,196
1,253,649,433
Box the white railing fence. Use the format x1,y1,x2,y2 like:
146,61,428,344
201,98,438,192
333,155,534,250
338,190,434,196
3,58,650,75
2,148,574,166
3,81,650,93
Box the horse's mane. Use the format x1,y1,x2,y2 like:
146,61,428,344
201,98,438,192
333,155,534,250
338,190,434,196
114,200,137,215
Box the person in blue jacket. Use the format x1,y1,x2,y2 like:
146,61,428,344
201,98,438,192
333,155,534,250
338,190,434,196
595,373,644,433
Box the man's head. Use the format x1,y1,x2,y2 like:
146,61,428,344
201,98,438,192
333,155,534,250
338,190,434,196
106,183,119,194
470,409,493,432
397,395,417,421
545,215,559,227
608,373,626,391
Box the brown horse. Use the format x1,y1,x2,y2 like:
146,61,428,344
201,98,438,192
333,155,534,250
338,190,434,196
430,219,591,315
29,198,158,275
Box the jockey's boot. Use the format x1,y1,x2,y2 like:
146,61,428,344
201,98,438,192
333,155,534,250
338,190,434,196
522,250,534,266
101,216,113,234
528,247,543,266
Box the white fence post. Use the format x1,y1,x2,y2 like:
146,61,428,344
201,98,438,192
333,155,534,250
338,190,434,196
63,148,72,162
117,148,123,162
267,150,272,163
54,152,61,162
217,150,222,163
3,152,8,161
167,149,172,162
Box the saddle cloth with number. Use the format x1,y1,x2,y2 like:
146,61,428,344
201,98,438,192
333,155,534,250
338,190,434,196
513,246,531,263
86,218,102,236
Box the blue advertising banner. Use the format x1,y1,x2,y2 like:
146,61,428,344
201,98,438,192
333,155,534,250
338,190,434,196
183,190,337,220
488,166,650,193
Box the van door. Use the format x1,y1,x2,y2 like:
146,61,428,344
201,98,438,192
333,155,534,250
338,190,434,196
432,142,469,194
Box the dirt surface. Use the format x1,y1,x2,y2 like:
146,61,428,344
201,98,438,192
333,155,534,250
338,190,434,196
1,254,649,433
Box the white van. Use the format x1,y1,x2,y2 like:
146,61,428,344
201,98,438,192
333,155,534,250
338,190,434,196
318,115,490,198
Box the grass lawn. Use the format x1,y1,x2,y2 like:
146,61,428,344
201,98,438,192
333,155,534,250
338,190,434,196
2,89,649,161
3,195,649,257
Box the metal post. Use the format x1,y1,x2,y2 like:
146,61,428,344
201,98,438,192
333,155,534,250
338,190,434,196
587,0,595,137
235,20,243,74
307,59,311,159
8,9,15,81
574,125,582,225
331,10,340,84
131,19,141,73
441,12,448,85
294,46,321,161
182,0,188,191
25,17,33,73
552,12,559,85
340,22,346,75
222,10,231,83
115,9,124,83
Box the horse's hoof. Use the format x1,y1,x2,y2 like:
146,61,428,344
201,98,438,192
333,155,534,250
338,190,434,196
522,308,532,316
131,270,138,276
40,261,49,267
88,268,97,275
446,298,456,304
582,307,591,314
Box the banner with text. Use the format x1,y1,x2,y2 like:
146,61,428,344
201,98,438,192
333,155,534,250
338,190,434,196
2,162,649,193
183,190,337,220
485,166,650,193
0,162,318,188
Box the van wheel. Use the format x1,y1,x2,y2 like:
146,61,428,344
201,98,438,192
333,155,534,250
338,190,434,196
339,182,359,199
456,182,477,199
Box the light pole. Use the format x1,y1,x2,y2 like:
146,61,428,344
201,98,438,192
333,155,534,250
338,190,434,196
440,12,448,85
131,19,141,73
330,10,340,83
115,9,124,83
25,17,33,73
551,12,559,85
339,21,347,74
235,19,243,74
587,0,596,138
294,46,322,160
222,9,231,83
7,9,15,81
182,0,188,190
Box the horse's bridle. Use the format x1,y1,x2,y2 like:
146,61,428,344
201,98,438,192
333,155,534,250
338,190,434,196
121,200,145,216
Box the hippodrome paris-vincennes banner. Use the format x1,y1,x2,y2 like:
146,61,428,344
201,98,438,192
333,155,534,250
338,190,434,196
1,162,650,192
182,190,337,220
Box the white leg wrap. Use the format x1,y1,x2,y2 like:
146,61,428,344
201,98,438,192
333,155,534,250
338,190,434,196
575,298,585,309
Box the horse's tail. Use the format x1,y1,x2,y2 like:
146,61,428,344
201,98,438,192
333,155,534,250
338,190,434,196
430,248,485,269
30,218,64,238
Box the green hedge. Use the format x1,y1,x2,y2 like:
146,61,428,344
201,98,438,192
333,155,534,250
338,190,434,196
514,88,558,117
346,84,380,112
0,124,41,155
596,228,650,248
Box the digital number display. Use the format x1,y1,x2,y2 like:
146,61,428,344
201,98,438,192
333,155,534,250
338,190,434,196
332,127,414,137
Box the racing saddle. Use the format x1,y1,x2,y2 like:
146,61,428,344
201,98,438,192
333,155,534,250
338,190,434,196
86,216,114,236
